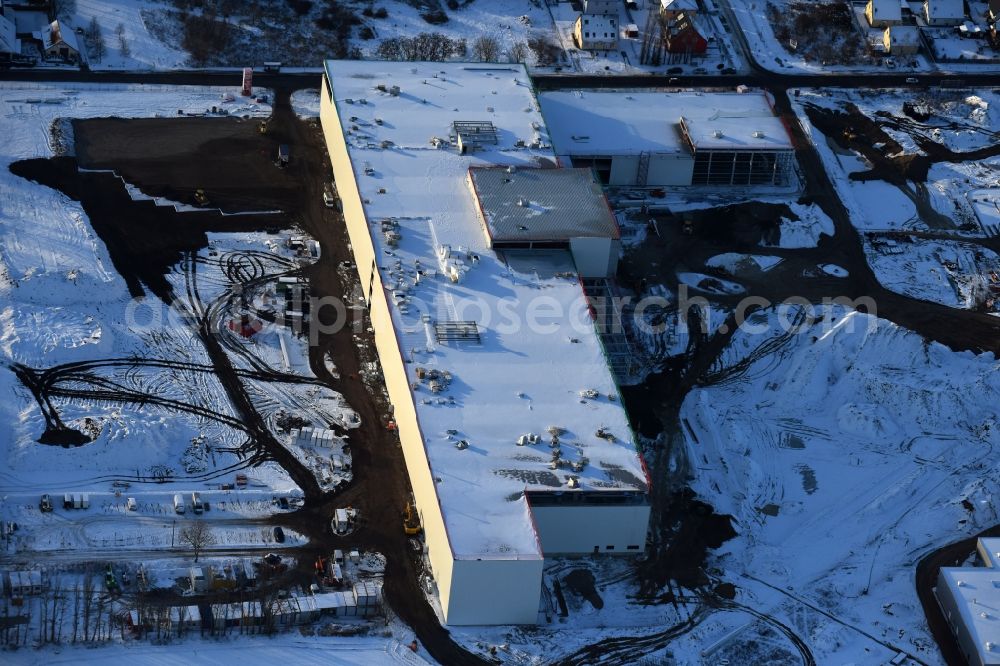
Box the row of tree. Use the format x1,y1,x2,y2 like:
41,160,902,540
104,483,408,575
374,32,550,64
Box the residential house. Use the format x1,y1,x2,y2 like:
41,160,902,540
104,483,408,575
40,18,78,62
866,0,902,26
924,0,966,25
583,0,619,15
661,0,699,20
574,14,619,50
665,12,708,55
883,24,921,53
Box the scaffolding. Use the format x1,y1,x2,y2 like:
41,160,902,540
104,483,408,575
581,279,644,381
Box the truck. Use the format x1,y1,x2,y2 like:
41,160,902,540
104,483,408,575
39,495,53,513
80,494,90,509
174,494,186,514
191,492,203,514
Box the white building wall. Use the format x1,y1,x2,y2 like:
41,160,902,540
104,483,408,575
608,153,694,186
647,153,695,186
935,570,993,666
447,557,545,625
570,237,619,278
531,504,650,554
609,155,639,186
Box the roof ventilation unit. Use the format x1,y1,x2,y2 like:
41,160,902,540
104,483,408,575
712,129,724,139
752,130,765,138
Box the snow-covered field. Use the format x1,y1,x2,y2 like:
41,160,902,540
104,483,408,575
676,305,1000,664
0,83,354,566
62,0,188,70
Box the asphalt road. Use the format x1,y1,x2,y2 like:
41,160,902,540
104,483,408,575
0,64,997,92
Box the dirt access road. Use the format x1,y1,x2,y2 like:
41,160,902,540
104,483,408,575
12,89,485,665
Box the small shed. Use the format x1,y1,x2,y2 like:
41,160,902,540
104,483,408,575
189,567,208,593
334,508,351,533
883,25,921,54
624,23,640,38
866,0,902,26
574,14,619,50
170,605,202,631
8,571,43,597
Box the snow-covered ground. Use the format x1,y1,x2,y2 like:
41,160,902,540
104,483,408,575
865,235,1000,311
291,89,321,119
0,83,354,567
6,632,429,665
795,88,1000,234
675,305,1000,664
770,201,835,248
61,0,188,70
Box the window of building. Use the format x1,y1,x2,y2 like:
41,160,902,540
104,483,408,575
627,545,640,550
606,545,615,550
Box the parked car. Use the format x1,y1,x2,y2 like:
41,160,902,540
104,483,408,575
905,77,918,84
273,526,286,543
126,497,137,511
39,494,53,512
667,66,683,74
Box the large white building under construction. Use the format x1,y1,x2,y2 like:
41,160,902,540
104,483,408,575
538,89,796,188
320,60,651,626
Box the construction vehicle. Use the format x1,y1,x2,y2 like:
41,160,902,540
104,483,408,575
403,502,422,536
194,189,210,207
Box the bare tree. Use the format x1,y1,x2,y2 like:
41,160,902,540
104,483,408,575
179,521,215,562
116,23,130,58
87,17,105,63
472,34,501,62
507,41,529,64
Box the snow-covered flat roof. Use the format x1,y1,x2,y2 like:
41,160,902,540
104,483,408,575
981,538,1000,567
324,60,647,559
939,567,1000,663
469,166,620,243
539,90,792,156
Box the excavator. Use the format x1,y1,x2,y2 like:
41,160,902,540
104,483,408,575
403,502,421,536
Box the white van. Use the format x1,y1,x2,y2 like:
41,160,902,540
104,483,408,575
174,494,186,514
126,497,137,512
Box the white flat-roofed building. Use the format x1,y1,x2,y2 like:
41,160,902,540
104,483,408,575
937,561,1000,665
320,60,650,626
539,89,795,187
